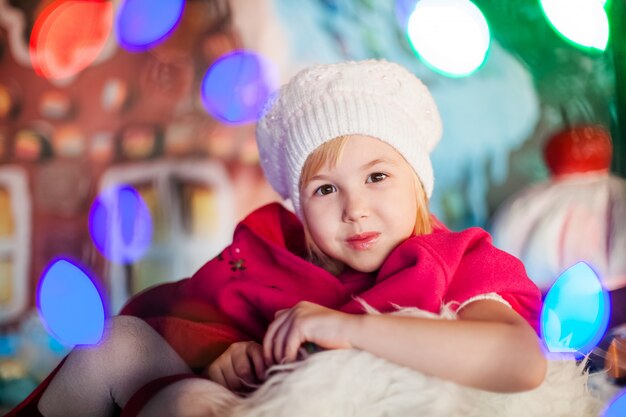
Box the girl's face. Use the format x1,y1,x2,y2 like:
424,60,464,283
301,135,418,273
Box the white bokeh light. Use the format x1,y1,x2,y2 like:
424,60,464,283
407,0,490,77
540,0,609,51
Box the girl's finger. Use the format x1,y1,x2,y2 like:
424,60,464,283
248,345,267,381
263,310,291,364
206,356,226,386
223,356,245,391
274,308,288,318
233,350,256,382
272,312,297,364
262,322,279,365
207,363,227,389
282,330,303,363
274,313,299,363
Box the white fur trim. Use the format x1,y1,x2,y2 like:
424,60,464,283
456,292,512,313
199,304,608,417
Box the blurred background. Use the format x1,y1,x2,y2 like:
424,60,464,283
0,0,625,411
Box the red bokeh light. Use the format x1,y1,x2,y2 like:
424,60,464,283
30,0,113,80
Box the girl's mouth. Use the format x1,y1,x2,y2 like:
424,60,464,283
345,232,380,250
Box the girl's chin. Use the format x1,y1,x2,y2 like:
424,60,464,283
346,259,384,274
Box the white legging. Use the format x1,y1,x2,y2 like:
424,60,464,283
38,315,193,417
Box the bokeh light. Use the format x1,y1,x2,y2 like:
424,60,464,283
394,0,418,30
30,0,113,80
406,0,490,77
540,0,609,51
37,259,105,346
541,262,610,358
200,51,279,125
603,390,626,417
115,0,185,52
89,184,153,264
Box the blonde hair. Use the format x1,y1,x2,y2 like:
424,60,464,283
298,136,433,275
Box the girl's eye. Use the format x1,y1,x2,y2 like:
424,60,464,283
367,172,388,183
314,184,337,196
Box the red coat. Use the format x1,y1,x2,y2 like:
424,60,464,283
121,202,541,367
7,203,541,416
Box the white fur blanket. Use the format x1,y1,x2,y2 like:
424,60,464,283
208,306,608,417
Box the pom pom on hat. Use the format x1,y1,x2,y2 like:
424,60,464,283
256,59,442,218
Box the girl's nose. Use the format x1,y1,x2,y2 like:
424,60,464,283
342,193,369,223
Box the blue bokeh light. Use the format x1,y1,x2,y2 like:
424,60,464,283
37,259,106,346
603,390,626,417
394,0,418,30
89,184,153,264
115,0,185,52
200,51,279,124
540,262,610,358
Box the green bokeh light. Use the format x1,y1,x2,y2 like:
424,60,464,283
540,0,609,52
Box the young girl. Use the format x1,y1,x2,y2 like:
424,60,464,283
9,60,546,417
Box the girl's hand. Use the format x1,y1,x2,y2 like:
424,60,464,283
206,341,267,393
263,301,358,365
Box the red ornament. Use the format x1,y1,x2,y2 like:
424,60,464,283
543,125,613,177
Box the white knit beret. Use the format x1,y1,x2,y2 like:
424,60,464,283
256,59,442,219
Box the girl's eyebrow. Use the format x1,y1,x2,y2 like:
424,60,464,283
309,158,396,182
309,173,332,182
360,158,395,170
